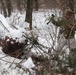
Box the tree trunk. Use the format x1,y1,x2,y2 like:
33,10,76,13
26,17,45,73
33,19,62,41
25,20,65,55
25,0,33,30
0,0,7,17
67,0,75,19
16,0,22,11
34,0,39,11
5,0,12,17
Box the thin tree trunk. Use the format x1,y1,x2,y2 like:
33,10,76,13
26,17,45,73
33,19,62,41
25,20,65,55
0,0,7,17
5,0,12,17
25,0,33,30
16,0,22,11
67,0,75,19
34,0,39,11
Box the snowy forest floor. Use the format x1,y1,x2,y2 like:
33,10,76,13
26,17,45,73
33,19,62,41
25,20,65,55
0,9,68,75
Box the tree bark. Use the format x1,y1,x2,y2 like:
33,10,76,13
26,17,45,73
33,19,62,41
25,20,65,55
34,0,39,11
0,0,7,17
5,0,12,17
16,0,22,11
67,0,75,19
25,0,33,30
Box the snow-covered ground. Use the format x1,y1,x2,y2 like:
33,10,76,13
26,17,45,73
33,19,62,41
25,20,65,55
0,9,64,75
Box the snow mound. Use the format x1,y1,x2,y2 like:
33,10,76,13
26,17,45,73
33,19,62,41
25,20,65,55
5,28,26,43
0,14,12,31
0,14,27,43
21,57,35,69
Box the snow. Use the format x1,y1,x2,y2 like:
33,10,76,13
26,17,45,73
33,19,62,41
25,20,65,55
0,13,33,75
21,57,35,69
75,31,76,41
0,14,13,31
0,9,70,75
5,29,26,43
0,47,35,75
0,13,28,43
